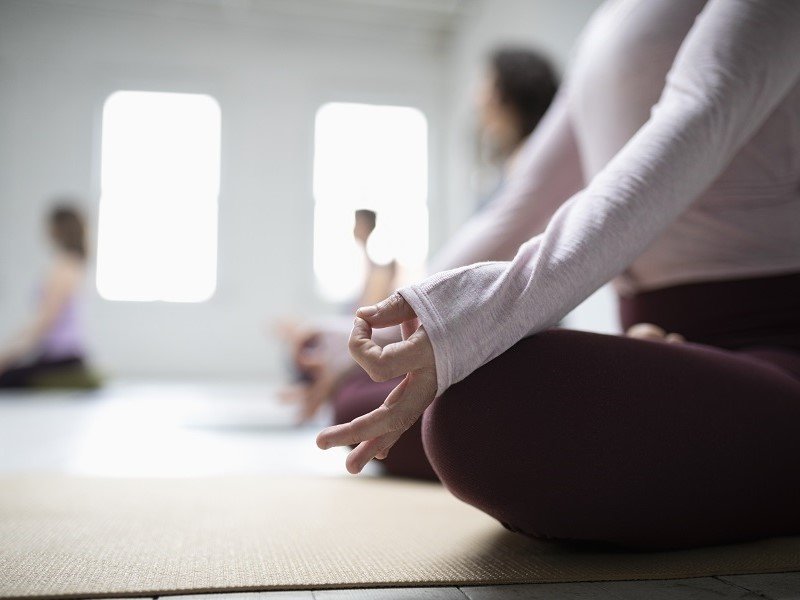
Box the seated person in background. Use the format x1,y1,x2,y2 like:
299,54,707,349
474,46,558,208
279,46,559,472
276,208,396,400
353,209,396,310
0,202,99,389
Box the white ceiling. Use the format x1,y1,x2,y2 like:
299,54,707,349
31,0,475,50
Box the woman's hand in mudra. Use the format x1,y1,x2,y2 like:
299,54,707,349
316,293,438,474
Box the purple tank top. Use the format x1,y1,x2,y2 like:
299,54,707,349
39,291,84,360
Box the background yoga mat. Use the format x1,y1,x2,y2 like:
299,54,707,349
1,476,799,599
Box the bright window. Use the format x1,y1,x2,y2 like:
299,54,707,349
96,91,221,302
313,102,428,302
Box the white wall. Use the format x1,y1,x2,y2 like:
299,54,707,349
0,0,452,378
0,0,614,380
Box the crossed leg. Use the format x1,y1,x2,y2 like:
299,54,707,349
422,329,800,549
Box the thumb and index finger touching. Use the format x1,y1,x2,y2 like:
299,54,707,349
349,293,430,382
355,292,416,327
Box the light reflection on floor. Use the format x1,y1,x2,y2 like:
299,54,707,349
0,381,379,478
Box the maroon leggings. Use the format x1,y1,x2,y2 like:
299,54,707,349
330,273,800,549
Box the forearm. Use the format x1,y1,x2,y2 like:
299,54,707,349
402,0,800,396
402,107,734,395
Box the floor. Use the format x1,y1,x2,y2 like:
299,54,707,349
1,382,798,599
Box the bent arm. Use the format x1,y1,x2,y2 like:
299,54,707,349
0,260,80,364
375,90,584,348
429,88,584,273
400,0,800,396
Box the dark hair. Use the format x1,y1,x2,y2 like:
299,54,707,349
49,202,87,260
354,209,377,231
490,47,558,144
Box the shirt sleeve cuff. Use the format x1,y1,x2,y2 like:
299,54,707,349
397,282,453,398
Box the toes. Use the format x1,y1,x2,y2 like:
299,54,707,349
626,322,667,340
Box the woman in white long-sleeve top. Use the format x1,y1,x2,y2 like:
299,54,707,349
317,0,800,549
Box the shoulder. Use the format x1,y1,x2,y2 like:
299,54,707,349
49,254,85,288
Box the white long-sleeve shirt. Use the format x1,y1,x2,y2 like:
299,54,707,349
400,0,800,397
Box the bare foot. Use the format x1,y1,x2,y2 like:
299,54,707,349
626,322,686,344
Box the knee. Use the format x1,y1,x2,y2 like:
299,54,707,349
331,371,436,481
423,389,584,541
421,330,574,487
420,331,607,541
423,386,550,537
421,379,499,508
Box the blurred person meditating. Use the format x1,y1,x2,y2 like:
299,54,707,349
277,208,396,399
0,202,99,389
281,46,559,474
474,46,558,208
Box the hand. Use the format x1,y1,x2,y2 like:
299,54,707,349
316,293,438,474
273,317,319,370
280,342,356,423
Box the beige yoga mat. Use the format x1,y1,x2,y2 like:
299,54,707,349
1,476,799,599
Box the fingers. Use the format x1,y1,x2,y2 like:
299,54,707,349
317,371,437,474
346,430,404,474
317,370,435,451
350,293,431,382
400,317,421,341
319,291,438,475
356,293,416,328
348,317,383,374
345,438,384,474
349,318,432,382
317,377,412,449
